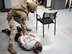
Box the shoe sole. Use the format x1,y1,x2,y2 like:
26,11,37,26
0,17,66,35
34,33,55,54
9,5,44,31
8,48,17,54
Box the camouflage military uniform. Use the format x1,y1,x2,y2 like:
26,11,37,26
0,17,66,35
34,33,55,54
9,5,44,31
7,2,37,54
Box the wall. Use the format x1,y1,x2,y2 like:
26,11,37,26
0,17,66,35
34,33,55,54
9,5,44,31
51,0,66,10
0,0,3,10
27,0,33,2
11,0,19,7
4,0,11,8
20,0,27,4
47,0,51,7
11,0,27,7
4,0,27,8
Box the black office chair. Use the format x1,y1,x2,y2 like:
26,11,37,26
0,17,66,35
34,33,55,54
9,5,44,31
36,11,58,38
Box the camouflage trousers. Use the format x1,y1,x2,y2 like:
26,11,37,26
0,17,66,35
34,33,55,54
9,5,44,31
8,18,17,44
7,9,28,45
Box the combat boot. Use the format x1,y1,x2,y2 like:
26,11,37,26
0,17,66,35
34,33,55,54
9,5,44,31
8,44,17,54
26,27,32,31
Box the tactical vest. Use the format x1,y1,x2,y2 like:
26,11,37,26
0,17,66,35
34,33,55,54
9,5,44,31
7,6,28,22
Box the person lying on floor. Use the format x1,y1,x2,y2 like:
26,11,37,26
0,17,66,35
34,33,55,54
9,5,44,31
18,30,42,53
2,27,42,54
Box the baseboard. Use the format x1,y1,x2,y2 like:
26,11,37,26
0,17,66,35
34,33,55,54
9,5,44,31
1,8,11,12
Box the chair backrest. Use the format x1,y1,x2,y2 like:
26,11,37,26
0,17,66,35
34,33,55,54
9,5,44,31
42,11,58,20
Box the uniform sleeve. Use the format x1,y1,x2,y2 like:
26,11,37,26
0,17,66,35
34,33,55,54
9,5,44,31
18,11,28,32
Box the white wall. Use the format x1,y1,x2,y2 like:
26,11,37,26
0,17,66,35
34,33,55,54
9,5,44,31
4,0,12,8
11,0,21,7
4,0,27,8
47,0,51,7
27,0,33,2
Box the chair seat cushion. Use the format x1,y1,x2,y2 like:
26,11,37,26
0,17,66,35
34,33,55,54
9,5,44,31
37,17,54,24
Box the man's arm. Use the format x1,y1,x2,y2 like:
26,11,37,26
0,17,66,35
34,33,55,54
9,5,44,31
19,36,25,45
29,33,37,37
29,32,40,41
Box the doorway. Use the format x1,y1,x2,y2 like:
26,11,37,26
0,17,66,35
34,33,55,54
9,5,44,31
0,0,5,11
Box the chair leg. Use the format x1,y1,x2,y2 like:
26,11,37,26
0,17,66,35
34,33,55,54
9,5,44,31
43,24,44,38
54,18,56,35
36,20,38,31
48,24,49,29
54,23,56,35
69,0,72,11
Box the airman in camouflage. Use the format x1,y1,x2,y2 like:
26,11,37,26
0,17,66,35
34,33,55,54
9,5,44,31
7,2,37,54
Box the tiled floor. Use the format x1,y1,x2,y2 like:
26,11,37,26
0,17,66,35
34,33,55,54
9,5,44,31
0,7,72,54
